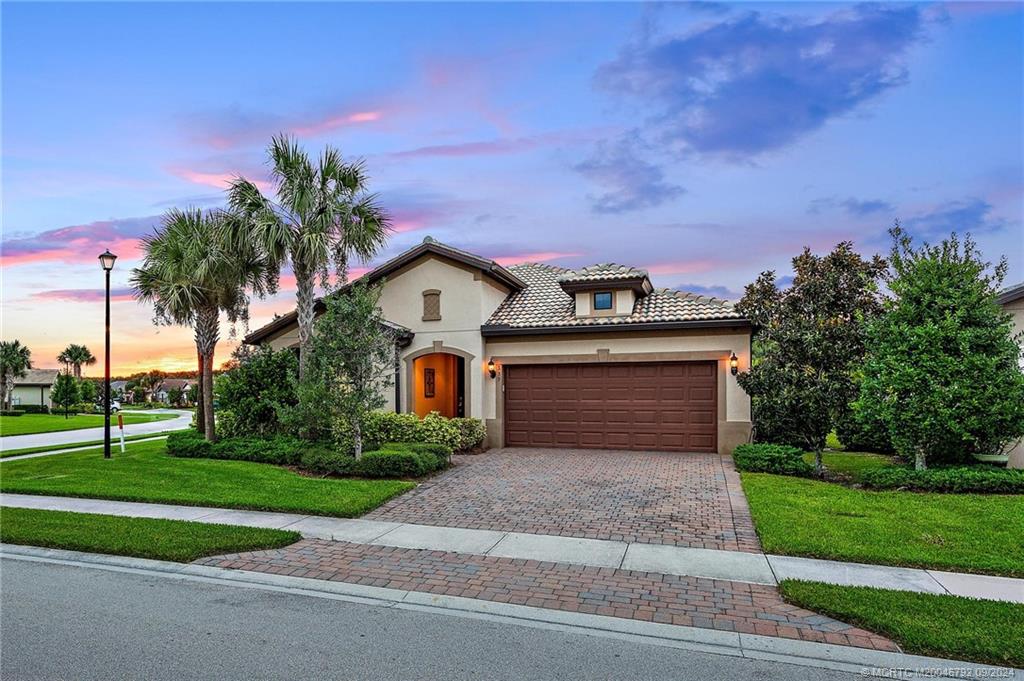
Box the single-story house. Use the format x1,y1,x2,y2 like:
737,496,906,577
10,368,59,409
245,237,752,454
998,281,1024,469
153,378,193,405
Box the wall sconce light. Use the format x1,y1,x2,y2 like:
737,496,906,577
729,352,739,376
487,358,497,379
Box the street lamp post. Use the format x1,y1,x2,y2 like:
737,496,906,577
99,249,117,459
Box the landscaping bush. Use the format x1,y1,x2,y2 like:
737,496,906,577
417,411,461,450
299,447,355,476
353,450,443,478
382,441,451,459
17,405,50,414
859,466,1024,494
210,435,307,466
216,345,299,438
69,402,96,414
452,417,487,452
733,443,815,477
1,410,25,417
835,408,894,454
363,411,421,447
166,429,212,458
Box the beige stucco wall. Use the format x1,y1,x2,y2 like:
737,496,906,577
12,385,51,408
1005,297,1024,469
483,327,752,454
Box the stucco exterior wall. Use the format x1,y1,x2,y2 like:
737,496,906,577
1004,297,1024,469
12,385,51,408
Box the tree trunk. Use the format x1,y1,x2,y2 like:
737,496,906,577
814,448,824,476
353,421,363,460
294,261,316,381
194,306,220,441
915,447,927,471
73,365,81,380
194,350,204,436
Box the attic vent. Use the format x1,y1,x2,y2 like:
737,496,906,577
422,289,441,321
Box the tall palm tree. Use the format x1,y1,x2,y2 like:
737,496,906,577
131,208,276,439
57,344,96,379
227,134,390,378
0,340,33,411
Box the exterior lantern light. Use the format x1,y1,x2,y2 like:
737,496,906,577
99,250,117,459
487,358,497,379
729,352,739,376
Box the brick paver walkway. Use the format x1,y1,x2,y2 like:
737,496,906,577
196,539,897,652
366,448,761,552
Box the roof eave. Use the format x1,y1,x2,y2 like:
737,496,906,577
480,318,752,337
558,276,653,297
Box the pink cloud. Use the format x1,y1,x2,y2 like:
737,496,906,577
170,168,272,192
32,287,136,303
293,110,384,136
1,216,158,268
187,105,388,150
492,251,582,266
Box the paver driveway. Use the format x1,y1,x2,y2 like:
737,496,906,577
366,448,762,552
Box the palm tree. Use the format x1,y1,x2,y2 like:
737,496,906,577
57,344,96,379
0,340,33,411
227,134,390,378
131,208,275,439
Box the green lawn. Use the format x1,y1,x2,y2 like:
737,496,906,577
779,580,1024,668
1,431,177,458
0,412,176,436
0,439,413,517
741,472,1024,577
802,451,894,478
0,506,299,562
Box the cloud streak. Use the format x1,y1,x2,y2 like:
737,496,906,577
575,134,685,213
1,216,159,267
32,287,136,303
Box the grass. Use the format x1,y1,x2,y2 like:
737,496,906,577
0,506,299,562
779,580,1024,668
801,450,893,478
741,472,1024,577
0,412,176,436
0,439,413,517
1,431,179,458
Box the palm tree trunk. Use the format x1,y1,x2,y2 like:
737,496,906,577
195,349,205,435
194,306,220,441
294,261,316,380
73,364,81,380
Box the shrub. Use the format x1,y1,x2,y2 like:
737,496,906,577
382,441,451,458
353,450,442,478
835,407,894,454
166,429,212,458
452,417,487,452
859,466,1024,494
418,411,461,450
209,435,307,466
363,411,420,447
18,405,50,414
70,402,96,414
1,410,25,417
733,443,815,477
216,345,298,438
300,447,355,476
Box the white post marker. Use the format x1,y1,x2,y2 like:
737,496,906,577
117,412,126,453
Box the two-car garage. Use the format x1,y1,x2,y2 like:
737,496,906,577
503,361,718,453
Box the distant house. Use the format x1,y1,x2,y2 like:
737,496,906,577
109,380,129,400
11,369,59,410
153,378,193,405
998,282,1024,469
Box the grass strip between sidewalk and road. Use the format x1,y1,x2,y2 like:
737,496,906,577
741,472,1024,577
0,506,300,562
779,580,1024,668
0,412,177,437
0,439,414,517
1,432,176,458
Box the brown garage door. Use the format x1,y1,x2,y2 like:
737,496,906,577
504,362,718,452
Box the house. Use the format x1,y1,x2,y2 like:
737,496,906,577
10,368,59,410
246,237,752,454
153,378,193,405
998,281,1024,469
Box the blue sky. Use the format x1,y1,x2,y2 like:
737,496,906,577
3,2,1022,372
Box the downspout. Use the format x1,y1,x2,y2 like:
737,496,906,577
394,342,401,414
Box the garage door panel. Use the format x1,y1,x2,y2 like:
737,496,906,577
504,361,717,453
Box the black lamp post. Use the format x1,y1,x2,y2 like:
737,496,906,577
99,249,118,459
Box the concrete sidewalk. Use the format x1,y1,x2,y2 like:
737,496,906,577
0,409,192,453
3,493,1021,604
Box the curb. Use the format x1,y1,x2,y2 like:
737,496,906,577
3,544,1018,677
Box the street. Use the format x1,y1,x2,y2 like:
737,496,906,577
0,558,861,680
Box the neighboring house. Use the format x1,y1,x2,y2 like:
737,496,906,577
10,368,59,410
998,281,1024,469
153,378,193,405
245,237,752,454
109,380,128,400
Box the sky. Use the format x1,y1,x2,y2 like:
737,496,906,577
2,1,1022,375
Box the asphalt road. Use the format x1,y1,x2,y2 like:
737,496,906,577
0,558,861,681
0,409,192,451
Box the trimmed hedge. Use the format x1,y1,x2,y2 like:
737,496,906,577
733,443,815,477
859,466,1024,494
363,410,486,453
18,405,50,414
300,446,447,478
166,430,306,466
1,410,25,417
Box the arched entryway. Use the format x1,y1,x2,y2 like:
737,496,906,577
411,352,467,418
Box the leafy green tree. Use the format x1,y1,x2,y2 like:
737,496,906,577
300,281,397,458
78,378,98,404
0,340,32,411
166,386,185,407
56,344,96,379
859,226,1024,469
736,242,887,474
217,344,299,437
227,134,391,379
131,208,275,440
51,372,80,419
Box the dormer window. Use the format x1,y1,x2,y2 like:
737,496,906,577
593,291,613,310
